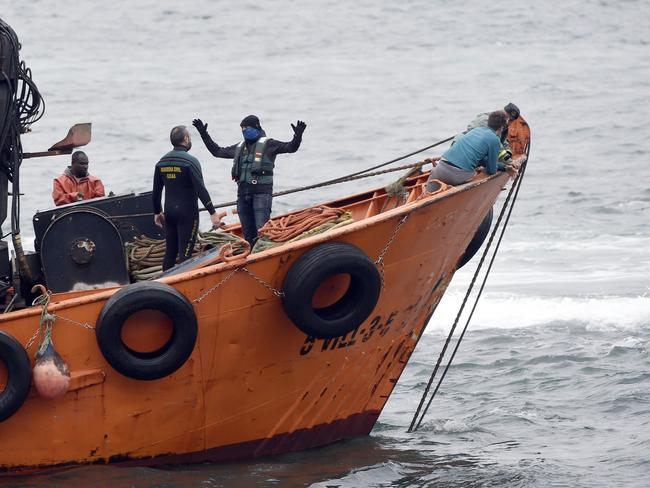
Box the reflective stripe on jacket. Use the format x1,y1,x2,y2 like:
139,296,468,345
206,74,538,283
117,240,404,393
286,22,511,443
231,137,274,185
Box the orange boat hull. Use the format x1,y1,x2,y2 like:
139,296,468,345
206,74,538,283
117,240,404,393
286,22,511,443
0,171,509,471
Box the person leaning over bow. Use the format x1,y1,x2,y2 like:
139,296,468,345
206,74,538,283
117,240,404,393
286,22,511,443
192,115,306,247
426,111,526,187
455,102,522,165
152,125,222,271
52,150,105,206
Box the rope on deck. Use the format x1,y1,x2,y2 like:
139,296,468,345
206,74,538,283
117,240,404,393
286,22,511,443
126,231,248,281
249,157,436,254
127,160,431,272
252,208,354,253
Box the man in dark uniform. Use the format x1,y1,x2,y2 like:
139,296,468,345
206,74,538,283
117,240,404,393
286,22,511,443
192,115,306,247
152,125,222,270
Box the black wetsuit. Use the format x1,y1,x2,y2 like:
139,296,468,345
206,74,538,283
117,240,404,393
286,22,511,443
152,146,216,270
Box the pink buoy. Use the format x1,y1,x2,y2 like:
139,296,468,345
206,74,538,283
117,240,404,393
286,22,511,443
32,341,70,399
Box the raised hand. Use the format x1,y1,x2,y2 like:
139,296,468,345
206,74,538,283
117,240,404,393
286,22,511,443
192,118,208,134
291,120,306,137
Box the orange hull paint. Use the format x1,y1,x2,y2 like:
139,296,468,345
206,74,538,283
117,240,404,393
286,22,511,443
0,171,510,471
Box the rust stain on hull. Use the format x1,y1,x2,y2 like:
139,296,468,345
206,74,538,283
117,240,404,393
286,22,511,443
0,171,511,472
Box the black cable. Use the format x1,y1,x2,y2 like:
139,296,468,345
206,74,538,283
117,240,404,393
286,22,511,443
408,143,531,432
413,152,530,431
200,136,454,211
407,181,517,432
1,18,44,182
317,135,454,184
411,151,530,432
1,18,44,284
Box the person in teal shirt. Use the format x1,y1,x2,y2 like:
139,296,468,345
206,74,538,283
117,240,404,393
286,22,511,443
462,103,521,163
427,111,522,186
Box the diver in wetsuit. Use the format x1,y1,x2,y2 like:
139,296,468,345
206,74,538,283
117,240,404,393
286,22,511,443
152,125,222,270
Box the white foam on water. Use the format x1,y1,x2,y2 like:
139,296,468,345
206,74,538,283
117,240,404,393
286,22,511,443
425,292,650,332
500,233,650,253
609,336,648,353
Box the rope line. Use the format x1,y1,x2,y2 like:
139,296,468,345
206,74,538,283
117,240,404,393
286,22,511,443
198,136,454,212
105,159,439,222
408,144,530,433
413,153,530,432
26,288,94,349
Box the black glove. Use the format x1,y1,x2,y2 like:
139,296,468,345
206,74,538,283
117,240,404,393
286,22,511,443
291,120,306,137
192,118,208,135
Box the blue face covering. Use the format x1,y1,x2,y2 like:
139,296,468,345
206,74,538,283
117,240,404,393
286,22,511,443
242,127,260,140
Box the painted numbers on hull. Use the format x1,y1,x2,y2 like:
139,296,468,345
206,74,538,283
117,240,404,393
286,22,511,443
299,311,399,356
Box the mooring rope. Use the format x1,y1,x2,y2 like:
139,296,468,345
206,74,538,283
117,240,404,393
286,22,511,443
197,136,454,212
107,159,442,222
408,144,531,433
125,230,249,281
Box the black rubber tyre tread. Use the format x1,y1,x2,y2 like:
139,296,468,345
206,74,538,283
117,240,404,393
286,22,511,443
458,207,493,269
282,242,381,339
96,281,197,381
0,331,32,422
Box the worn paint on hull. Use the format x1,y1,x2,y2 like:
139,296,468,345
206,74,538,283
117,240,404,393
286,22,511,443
0,171,510,472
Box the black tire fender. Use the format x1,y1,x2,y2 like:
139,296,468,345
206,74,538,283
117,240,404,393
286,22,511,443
457,207,493,269
96,281,197,381
282,242,381,339
0,331,31,422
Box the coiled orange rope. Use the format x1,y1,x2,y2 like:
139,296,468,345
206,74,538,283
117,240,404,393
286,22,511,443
257,206,347,243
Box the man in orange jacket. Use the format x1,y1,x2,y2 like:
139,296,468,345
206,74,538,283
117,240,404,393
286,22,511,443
52,151,105,206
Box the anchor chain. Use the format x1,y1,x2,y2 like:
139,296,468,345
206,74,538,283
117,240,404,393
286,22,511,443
241,267,285,298
375,214,410,289
193,266,284,304
192,268,240,304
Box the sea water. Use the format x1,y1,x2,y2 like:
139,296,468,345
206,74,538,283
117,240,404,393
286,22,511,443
2,0,649,486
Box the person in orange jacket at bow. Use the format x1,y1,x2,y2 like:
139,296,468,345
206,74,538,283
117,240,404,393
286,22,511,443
52,151,105,206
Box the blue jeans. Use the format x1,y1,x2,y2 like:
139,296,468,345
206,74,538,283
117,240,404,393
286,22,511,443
237,192,272,246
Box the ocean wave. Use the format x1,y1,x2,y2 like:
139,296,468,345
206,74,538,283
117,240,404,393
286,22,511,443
498,234,650,252
607,336,648,356
425,293,650,331
417,418,478,434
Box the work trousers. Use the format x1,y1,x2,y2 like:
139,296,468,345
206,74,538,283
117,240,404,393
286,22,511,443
237,192,272,247
427,160,476,186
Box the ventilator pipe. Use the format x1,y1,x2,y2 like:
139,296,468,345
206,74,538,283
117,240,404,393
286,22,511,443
12,234,34,283
10,170,34,283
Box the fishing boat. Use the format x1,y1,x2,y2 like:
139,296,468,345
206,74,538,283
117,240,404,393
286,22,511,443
0,18,530,472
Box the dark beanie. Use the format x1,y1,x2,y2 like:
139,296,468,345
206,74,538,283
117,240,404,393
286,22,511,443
504,103,520,119
240,115,262,129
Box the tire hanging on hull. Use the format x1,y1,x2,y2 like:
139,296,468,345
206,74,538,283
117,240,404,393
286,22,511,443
0,331,31,422
457,207,493,269
282,242,381,339
95,281,198,381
